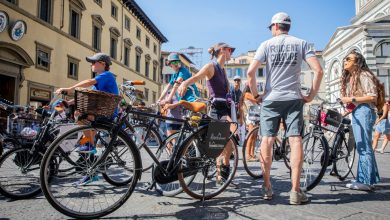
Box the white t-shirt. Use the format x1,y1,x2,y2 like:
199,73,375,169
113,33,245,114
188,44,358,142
253,34,315,101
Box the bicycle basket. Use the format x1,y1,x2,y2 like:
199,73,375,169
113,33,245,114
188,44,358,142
199,121,231,158
308,105,341,132
75,88,121,117
248,105,261,122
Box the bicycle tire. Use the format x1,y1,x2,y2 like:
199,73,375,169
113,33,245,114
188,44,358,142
301,131,329,192
40,124,142,219
178,126,239,200
154,132,198,197
0,147,42,199
242,126,263,179
126,124,162,172
333,128,356,180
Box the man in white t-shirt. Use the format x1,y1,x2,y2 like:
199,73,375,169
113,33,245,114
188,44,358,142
247,12,323,205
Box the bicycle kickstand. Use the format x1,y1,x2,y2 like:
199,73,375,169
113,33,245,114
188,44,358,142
201,166,209,206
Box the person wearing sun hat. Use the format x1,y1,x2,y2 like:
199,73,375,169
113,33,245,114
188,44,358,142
177,42,236,185
247,12,324,204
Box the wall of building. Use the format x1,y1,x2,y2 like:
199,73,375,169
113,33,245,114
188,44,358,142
0,0,165,107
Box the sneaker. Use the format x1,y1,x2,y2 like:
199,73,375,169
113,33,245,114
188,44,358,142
261,185,273,200
76,143,97,154
345,182,372,191
74,175,99,186
289,190,309,205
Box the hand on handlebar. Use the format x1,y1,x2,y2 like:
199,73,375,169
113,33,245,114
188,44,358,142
55,88,71,95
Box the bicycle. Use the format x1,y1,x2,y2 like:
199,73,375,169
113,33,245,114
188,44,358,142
242,105,291,179
0,95,74,199
301,99,355,191
39,82,239,219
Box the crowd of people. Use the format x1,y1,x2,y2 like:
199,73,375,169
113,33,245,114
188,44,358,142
54,12,389,204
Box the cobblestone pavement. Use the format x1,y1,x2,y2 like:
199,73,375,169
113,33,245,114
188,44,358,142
1,143,389,220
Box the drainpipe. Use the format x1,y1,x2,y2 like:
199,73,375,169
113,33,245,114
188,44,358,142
60,0,64,29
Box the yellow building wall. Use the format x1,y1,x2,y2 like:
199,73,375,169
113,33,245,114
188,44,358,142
0,0,163,105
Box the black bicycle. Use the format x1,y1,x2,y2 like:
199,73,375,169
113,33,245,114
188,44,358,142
301,100,355,191
39,82,239,219
0,95,74,199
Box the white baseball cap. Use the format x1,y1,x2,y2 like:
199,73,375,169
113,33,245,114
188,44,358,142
269,12,291,29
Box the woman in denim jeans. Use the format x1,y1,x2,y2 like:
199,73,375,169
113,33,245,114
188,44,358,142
340,50,382,191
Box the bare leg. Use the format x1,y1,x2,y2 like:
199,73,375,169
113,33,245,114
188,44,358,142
289,136,303,192
247,124,255,158
259,136,275,188
379,134,390,153
372,131,381,151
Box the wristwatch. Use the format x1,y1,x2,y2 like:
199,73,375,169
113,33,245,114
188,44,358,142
351,97,356,103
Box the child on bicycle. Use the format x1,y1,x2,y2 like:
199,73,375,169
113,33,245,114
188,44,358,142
55,52,119,185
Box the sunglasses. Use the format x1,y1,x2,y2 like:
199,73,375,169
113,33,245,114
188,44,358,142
234,79,241,82
343,57,356,62
170,60,180,65
268,24,275,31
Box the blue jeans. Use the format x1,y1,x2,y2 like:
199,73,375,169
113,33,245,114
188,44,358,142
351,104,380,185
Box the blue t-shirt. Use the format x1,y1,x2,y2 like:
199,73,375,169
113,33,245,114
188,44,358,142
92,71,119,117
92,71,119,95
169,67,199,102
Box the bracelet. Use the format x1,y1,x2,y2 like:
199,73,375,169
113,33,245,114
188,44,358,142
174,80,181,85
254,94,260,99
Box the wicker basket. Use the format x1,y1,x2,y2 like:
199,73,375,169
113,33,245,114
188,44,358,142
75,88,121,117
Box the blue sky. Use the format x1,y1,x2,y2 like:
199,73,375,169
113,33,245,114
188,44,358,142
137,0,356,65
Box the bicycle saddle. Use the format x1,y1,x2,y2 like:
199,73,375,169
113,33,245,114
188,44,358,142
178,100,206,113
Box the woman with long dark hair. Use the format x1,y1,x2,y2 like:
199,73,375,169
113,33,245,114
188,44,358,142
340,50,382,190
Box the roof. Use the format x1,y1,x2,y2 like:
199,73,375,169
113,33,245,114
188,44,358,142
122,0,168,43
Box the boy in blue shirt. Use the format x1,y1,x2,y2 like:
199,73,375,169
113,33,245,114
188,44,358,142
157,53,199,138
56,53,118,185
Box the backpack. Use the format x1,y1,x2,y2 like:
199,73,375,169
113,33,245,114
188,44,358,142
376,81,385,111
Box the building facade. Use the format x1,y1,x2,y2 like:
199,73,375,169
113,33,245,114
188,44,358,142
226,50,266,92
161,52,207,99
323,0,390,104
0,0,167,108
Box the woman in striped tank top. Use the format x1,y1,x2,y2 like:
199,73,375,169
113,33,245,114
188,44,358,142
178,42,236,185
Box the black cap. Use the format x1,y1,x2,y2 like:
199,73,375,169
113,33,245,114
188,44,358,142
86,53,112,65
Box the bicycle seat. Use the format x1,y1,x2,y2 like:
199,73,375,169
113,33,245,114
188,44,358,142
178,100,206,113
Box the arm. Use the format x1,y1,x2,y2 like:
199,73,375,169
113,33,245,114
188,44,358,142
247,60,262,102
165,77,183,103
158,84,172,102
178,63,213,97
55,79,97,94
303,56,323,103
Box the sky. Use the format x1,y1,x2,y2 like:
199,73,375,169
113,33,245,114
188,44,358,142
136,0,356,66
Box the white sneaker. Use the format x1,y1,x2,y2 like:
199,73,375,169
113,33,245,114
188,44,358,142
346,182,372,191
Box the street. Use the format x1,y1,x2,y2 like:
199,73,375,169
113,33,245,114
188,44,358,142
0,141,389,220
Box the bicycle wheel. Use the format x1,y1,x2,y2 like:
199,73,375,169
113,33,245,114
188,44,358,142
301,132,329,192
333,127,356,180
40,124,141,219
154,132,198,197
0,147,42,199
129,124,162,172
178,126,239,200
282,141,291,170
242,126,263,179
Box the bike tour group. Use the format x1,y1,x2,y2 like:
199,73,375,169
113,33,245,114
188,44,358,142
0,12,388,219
